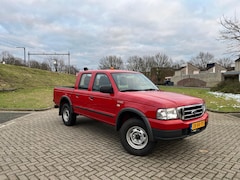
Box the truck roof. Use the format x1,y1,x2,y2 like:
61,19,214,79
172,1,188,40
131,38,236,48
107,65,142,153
79,69,139,74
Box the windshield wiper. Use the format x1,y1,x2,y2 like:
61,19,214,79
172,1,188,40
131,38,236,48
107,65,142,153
120,89,159,92
120,89,142,92
143,88,159,91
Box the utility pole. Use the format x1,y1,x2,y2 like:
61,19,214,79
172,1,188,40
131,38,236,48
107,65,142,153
16,47,26,65
68,51,70,74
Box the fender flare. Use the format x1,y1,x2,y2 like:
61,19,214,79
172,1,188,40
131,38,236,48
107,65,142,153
59,95,73,115
116,108,154,141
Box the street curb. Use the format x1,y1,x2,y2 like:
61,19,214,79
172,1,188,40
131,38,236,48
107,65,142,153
207,108,240,114
0,107,54,112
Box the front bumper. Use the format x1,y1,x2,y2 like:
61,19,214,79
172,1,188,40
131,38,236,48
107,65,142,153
152,122,208,140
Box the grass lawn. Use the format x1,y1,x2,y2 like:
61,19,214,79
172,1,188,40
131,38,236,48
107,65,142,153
160,86,240,113
0,87,54,110
0,64,75,110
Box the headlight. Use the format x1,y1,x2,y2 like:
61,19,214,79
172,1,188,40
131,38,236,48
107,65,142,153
203,103,206,112
157,108,178,120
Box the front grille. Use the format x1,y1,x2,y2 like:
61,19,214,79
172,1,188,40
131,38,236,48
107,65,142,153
177,104,205,120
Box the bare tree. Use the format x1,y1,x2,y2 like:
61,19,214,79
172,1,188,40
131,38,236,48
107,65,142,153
41,61,51,71
172,59,186,69
154,53,173,68
46,56,64,72
69,65,79,75
1,51,28,66
189,52,215,70
219,14,240,57
143,56,156,72
1,51,15,64
99,56,124,69
29,60,41,69
217,57,234,70
57,59,66,73
127,53,173,72
126,56,145,71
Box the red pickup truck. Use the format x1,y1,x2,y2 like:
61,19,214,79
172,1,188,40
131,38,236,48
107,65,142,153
53,69,208,156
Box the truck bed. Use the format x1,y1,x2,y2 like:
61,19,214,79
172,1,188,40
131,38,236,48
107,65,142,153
53,86,75,107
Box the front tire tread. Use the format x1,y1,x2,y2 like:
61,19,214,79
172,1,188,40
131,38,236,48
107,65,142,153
120,118,156,156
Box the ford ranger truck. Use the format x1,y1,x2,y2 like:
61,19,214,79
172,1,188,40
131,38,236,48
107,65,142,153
53,70,208,156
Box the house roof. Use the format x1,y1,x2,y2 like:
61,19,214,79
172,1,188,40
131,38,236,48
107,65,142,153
206,63,215,70
235,58,240,62
223,71,240,76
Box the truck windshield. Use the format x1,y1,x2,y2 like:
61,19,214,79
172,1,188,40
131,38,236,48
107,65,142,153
112,72,159,92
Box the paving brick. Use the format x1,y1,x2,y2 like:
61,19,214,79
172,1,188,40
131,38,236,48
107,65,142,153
204,172,217,179
27,175,39,180
225,172,236,179
0,175,8,180
215,172,227,179
17,175,28,180
48,175,59,180
68,176,80,180
233,172,240,179
0,110,239,179
7,174,18,180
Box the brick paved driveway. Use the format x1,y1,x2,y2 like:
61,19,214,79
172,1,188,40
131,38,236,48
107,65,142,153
0,109,239,180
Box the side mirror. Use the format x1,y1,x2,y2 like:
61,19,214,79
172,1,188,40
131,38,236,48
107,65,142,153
100,85,113,94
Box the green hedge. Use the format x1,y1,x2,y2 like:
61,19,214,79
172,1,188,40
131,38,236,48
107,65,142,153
211,80,240,94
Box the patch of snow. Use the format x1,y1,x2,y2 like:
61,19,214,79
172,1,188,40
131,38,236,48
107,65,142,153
208,92,240,103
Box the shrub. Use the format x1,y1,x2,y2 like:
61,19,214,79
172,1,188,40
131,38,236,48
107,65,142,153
211,80,240,94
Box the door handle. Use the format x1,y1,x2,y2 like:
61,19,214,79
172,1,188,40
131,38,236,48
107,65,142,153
89,96,94,101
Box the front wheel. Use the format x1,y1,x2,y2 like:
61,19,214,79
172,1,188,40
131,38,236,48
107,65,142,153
61,104,76,126
120,118,156,156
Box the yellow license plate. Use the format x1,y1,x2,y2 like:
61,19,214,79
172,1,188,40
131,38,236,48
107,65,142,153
191,121,205,130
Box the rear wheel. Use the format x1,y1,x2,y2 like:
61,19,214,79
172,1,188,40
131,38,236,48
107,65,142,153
61,104,76,126
120,118,156,156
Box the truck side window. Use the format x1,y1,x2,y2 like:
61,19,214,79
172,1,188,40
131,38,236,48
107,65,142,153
93,74,110,91
79,73,92,90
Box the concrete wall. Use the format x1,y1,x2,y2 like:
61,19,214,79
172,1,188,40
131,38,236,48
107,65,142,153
172,63,226,87
171,72,224,87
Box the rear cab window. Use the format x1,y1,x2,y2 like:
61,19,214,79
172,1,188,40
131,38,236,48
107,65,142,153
78,73,92,90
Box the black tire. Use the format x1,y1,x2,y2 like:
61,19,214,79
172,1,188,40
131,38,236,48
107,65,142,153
61,103,76,126
120,118,156,156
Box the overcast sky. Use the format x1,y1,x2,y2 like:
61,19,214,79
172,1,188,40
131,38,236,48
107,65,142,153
0,0,239,69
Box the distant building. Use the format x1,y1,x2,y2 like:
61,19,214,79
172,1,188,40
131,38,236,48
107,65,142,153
171,63,227,87
223,58,240,82
174,63,200,76
206,63,227,73
235,58,240,71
